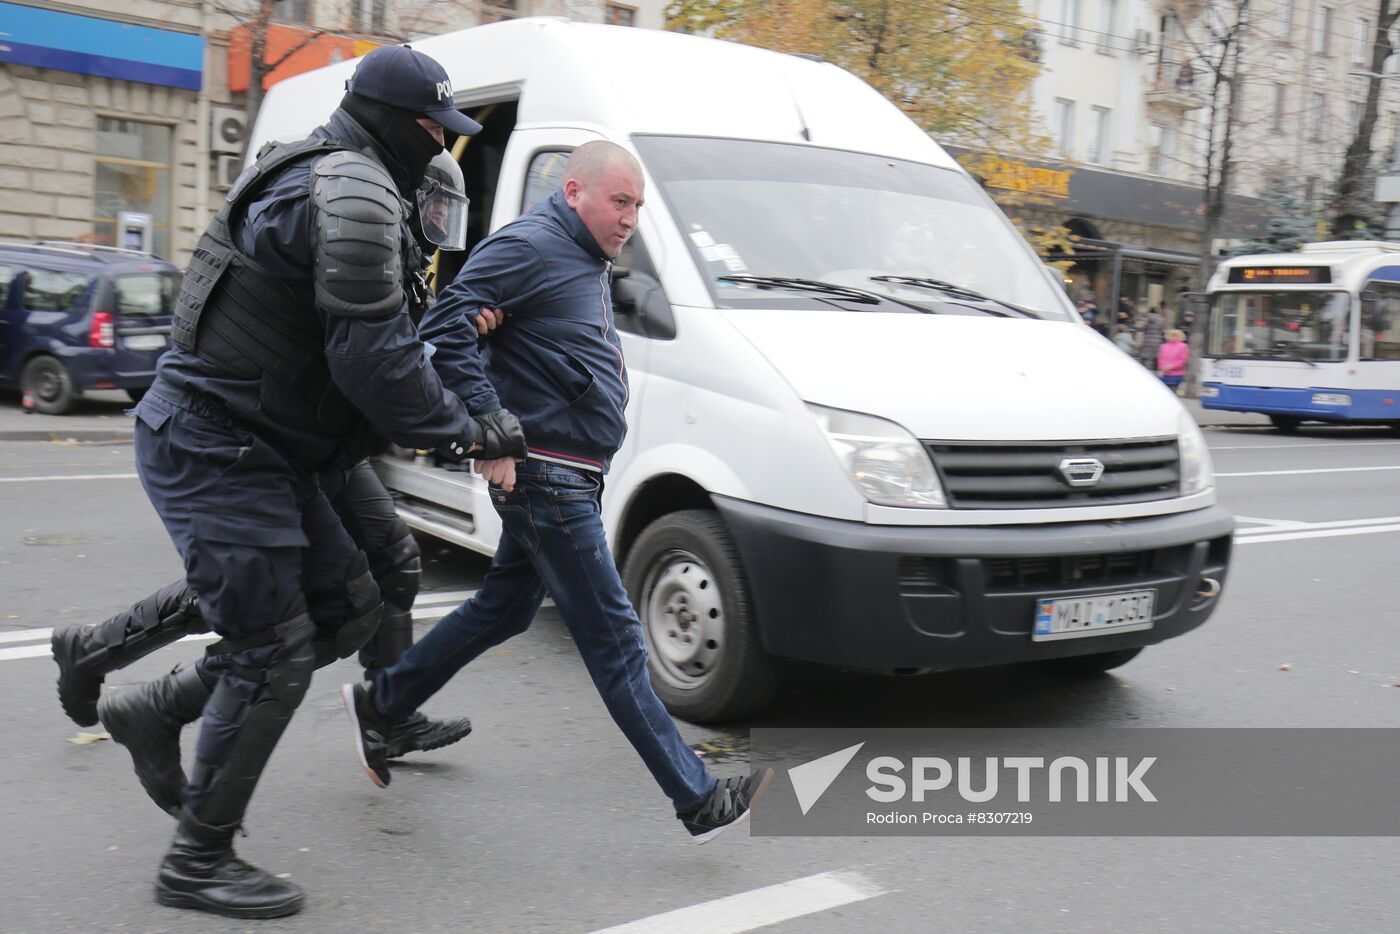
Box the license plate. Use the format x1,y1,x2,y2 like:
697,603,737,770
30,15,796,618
124,334,166,351
1033,589,1155,642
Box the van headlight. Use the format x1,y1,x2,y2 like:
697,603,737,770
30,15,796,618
807,404,947,508
1178,410,1214,495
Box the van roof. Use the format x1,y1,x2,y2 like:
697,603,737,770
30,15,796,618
252,18,960,171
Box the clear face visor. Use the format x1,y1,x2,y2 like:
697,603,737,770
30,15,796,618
417,153,468,251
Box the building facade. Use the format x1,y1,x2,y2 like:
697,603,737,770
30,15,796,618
0,0,660,267
997,0,1400,324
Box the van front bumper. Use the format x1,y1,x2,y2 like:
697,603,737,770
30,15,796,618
714,498,1234,671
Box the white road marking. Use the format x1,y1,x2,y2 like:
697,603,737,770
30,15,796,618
1217,465,1400,477
0,631,216,661
0,591,554,663
585,870,889,934
0,473,139,482
1210,439,1400,451
1235,523,1400,545
1235,515,1400,535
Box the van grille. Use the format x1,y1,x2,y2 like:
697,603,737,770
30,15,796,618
926,438,1180,509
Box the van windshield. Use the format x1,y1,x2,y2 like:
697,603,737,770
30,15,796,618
116,272,180,317
633,135,1073,320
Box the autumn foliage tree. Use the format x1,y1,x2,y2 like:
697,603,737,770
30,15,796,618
666,0,1044,153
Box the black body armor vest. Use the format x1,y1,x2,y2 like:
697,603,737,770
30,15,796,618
171,138,422,440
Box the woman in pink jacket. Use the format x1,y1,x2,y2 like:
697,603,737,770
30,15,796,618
1157,328,1189,393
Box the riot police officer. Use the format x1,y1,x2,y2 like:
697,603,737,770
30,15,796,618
86,45,525,920
51,154,479,780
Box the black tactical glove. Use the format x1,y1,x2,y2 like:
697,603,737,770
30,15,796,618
472,408,528,460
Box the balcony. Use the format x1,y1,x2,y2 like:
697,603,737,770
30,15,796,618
1146,60,1207,115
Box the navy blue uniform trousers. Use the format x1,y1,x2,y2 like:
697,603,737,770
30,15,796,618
133,390,363,794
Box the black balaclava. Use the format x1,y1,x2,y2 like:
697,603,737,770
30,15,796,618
338,92,441,196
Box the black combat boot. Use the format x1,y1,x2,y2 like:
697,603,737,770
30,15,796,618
98,665,211,816
385,710,473,759
155,811,304,919
52,582,202,726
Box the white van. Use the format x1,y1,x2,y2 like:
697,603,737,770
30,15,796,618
250,18,1233,722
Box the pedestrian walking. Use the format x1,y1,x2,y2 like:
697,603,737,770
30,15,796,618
1157,328,1189,393
340,140,774,845
1139,306,1166,368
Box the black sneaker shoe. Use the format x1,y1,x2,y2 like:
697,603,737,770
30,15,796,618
678,768,774,844
341,682,391,788
384,710,473,759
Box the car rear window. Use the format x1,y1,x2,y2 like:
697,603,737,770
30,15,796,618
24,268,91,311
116,272,180,317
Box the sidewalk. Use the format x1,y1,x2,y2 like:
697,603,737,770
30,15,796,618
0,389,1268,442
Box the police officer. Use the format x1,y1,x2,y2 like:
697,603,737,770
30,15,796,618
88,45,525,920
50,155,479,788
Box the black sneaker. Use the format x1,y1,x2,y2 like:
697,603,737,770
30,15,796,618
341,682,391,788
679,768,774,844
385,710,472,759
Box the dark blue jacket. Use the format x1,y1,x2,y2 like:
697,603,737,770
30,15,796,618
149,110,475,468
421,189,628,472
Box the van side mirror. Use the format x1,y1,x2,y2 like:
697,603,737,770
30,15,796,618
612,269,676,340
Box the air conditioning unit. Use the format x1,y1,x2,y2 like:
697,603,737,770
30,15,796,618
214,154,243,190
1133,29,1157,54
211,106,248,155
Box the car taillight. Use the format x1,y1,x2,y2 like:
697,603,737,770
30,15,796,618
89,311,115,349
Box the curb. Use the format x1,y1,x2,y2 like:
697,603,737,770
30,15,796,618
0,430,134,443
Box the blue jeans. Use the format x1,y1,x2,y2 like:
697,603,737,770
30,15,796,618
374,459,716,813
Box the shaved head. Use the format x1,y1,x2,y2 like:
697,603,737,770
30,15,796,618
564,140,641,188
563,141,644,258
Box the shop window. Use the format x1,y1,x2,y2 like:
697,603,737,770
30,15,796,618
606,3,637,27
93,118,173,258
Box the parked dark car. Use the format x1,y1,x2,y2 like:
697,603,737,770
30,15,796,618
0,241,179,414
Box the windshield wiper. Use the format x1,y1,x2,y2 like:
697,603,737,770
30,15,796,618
1268,352,1320,368
717,275,932,313
870,275,1035,318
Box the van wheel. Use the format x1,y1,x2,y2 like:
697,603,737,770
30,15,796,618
1046,646,1143,674
622,510,780,723
20,355,76,415
125,388,147,404
1269,415,1302,433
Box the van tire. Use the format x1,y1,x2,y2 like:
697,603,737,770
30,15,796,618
20,355,76,415
1269,414,1302,433
622,510,780,723
1047,646,1143,674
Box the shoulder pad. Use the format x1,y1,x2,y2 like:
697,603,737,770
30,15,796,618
311,150,405,318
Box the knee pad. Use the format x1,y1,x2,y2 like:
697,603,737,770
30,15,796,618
309,554,383,667
369,523,420,613
186,612,316,825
